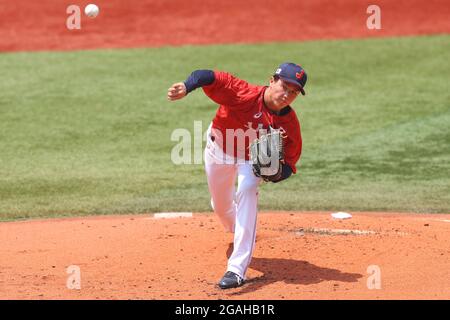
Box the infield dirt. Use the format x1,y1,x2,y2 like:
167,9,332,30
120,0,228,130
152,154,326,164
1,0,449,52
1,212,449,299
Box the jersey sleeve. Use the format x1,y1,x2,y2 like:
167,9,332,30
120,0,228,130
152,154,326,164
184,70,215,94
202,71,258,108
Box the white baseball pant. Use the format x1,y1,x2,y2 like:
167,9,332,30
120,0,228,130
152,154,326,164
204,123,262,279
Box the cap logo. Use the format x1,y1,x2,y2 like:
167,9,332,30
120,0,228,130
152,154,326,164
275,68,282,74
296,70,305,80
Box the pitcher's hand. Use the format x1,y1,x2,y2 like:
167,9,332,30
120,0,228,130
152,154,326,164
167,82,187,101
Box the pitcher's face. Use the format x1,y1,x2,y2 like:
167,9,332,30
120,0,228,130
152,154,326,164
269,77,301,108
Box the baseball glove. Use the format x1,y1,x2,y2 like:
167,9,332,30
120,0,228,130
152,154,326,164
250,126,284,182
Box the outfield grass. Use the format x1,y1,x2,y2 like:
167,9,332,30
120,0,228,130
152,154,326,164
0,35,449,220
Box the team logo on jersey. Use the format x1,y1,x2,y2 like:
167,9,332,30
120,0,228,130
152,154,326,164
253,112,262,119
278,126,288,138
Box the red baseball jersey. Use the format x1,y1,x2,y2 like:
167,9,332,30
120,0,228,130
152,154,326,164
202,71,302,173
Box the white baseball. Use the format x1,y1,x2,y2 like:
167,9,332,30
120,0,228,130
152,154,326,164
85,4,99,18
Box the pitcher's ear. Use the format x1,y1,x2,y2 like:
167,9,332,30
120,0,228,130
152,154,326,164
269,75,278,84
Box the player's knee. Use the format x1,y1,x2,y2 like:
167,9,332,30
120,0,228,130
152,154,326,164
237,180,258,196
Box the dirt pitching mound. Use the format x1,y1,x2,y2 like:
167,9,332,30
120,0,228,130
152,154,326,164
1,211,449,299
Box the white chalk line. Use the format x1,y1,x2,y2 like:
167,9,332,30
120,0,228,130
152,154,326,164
296,227,377,236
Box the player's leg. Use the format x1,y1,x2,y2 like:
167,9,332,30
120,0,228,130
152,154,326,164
204,133,237,233
226,163,261,279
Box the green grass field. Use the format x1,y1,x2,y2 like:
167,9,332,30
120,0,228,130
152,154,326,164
1,35,449,221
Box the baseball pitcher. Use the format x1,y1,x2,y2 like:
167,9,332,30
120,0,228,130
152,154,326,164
167,62,307,289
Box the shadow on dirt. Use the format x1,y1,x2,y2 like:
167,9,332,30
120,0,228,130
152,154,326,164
225,243,363,295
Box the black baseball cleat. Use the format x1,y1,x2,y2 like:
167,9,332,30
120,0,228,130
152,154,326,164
218,271,244,289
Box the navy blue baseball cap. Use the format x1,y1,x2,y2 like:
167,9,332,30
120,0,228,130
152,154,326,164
274,62,307,95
